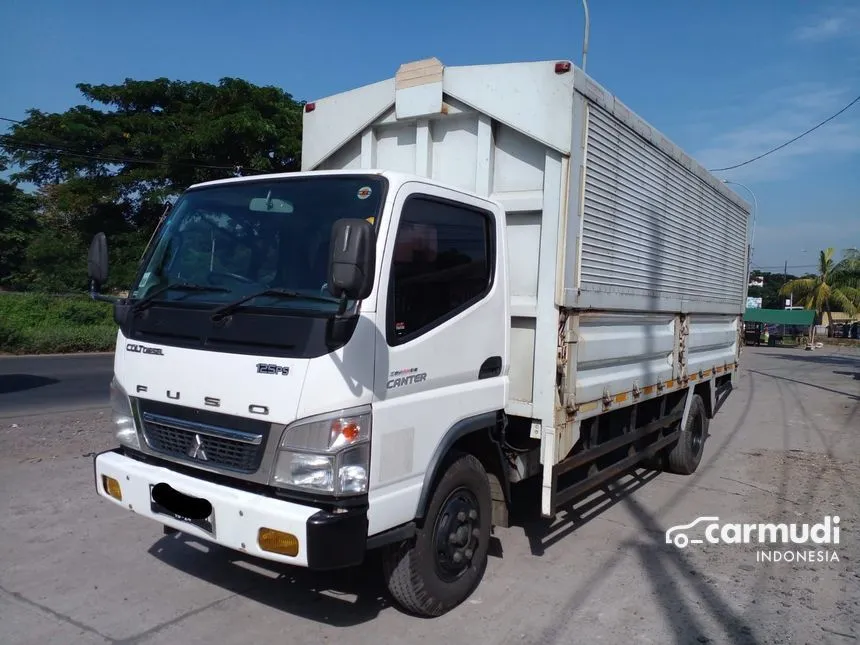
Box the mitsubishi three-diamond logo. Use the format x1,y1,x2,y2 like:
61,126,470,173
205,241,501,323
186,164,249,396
187,434,208,461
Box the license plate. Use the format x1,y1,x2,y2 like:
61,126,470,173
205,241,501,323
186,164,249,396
149,483,216,535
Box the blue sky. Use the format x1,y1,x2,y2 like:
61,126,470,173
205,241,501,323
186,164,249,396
2,0,858,273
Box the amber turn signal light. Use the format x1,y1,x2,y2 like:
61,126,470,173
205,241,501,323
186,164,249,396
258,527,299,557
102,475,122,501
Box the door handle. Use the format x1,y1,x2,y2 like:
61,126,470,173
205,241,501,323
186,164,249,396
479,356,502,380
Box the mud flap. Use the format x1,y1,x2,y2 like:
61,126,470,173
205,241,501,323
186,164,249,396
540,425,556,518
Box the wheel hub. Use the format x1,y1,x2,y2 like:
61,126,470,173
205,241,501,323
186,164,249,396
690,414,704,455
433,488,481,582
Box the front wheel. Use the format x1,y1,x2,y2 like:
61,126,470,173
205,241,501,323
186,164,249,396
382,452,492,617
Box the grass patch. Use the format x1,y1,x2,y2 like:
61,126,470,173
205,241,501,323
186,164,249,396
0,292,117,354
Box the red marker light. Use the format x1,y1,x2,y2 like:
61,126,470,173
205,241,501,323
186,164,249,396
555,61,572,74
305,102,316,113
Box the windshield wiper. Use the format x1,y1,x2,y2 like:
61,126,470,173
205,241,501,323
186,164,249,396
210,288,340,322
132,282,230,313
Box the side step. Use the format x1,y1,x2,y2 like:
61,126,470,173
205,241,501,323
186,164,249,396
542,397,685,518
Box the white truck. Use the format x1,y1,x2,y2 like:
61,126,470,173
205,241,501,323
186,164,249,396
88,57,750,617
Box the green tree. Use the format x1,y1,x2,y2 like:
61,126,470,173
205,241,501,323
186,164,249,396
779,247,859,339
0,77,304,291
834,247,860,287
833,247,860,319
0,178,39,288
747,270,798,309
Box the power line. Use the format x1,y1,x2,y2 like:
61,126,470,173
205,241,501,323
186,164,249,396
1,114,253,173
709,92,860,172
751,263,818,270
0,133,242,172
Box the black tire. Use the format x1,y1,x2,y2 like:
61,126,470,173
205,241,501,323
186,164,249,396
664,393,709,475
382,452,492,617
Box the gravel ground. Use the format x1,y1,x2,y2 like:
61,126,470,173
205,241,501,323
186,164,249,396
1,346,858,645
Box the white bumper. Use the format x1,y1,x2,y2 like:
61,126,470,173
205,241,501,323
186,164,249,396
94,450,319,566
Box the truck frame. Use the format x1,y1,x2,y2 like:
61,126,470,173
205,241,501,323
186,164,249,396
89,57,750,618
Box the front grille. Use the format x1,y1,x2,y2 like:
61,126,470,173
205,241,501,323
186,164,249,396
140,412,265,473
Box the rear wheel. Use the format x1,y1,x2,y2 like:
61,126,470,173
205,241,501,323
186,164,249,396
664,393,708,475
382,452,492,617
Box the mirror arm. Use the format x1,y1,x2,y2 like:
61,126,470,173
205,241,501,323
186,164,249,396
88,279,118,303
89,291,118,303
335,292,349,317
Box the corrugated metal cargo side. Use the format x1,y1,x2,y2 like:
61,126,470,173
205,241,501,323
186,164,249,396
562,69,750,409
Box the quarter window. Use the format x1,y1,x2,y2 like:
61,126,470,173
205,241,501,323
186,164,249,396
388,196,493,343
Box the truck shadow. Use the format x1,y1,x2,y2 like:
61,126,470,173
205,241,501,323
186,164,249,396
769,351,860,368
0,374,60,394
146,534,389,626
143,467,664,625
511,467,662,556
514,465,763,645
747,368,859,401
833,369,860,380
527,372,763,644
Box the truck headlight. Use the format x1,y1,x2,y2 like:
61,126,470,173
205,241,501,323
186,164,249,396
271,408,371,496
110,378,140,450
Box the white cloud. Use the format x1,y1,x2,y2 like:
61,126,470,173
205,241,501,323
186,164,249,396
691,83,860,183
793,7,860,42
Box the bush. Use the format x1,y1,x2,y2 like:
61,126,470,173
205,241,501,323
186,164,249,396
0,292,116,354
0,319,23,349
13,325,117,354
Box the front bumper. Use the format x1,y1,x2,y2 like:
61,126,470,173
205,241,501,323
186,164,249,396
94,449,368,569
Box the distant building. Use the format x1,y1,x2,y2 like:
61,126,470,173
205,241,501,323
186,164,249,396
822,311,853,326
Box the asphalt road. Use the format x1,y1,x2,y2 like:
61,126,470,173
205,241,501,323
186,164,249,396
1,346,858,644
0,353,114,419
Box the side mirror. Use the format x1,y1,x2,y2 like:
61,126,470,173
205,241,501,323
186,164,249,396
88,232,109,292
328,218,376,301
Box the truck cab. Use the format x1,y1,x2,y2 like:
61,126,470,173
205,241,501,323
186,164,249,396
90,169,511,617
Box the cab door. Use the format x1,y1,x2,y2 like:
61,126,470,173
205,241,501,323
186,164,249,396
366,181,509,534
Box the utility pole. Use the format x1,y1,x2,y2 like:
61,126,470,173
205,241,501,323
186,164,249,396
581,0,590,73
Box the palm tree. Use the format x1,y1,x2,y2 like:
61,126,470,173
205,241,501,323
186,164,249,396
833,247,860,319
834,247,860,286
779,247,859,341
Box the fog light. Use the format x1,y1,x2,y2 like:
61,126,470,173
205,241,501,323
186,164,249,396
258,528,299,556
102,475,122,501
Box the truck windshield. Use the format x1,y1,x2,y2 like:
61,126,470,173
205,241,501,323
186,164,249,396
130,175,385,313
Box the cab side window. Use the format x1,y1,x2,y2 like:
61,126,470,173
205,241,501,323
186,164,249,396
388,195,494,344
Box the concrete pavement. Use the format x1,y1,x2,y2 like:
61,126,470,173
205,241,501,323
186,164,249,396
0,346,858,644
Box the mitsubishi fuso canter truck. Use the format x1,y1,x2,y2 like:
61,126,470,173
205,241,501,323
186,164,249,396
88,57,751,617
